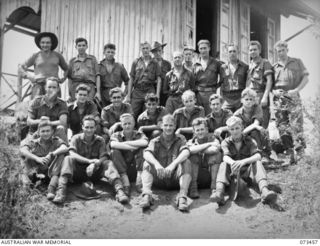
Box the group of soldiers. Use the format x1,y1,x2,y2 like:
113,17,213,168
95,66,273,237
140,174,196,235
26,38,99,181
17,31,309,211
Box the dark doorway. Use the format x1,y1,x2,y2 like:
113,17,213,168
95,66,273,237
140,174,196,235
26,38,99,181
250,9,267,57
196,0,219,56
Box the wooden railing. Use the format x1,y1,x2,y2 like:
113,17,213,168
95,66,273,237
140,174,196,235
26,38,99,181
0,70,33,111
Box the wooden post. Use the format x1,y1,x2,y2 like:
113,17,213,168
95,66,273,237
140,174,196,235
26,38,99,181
17,73,23,103
0,26,4,98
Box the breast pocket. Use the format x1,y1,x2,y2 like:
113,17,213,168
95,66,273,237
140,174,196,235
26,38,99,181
147,66,156,81
253,67,262,80
91,148,100,159
86,61,95,76
72,63,82,73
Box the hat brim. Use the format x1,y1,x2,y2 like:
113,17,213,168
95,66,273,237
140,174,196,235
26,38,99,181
151,43,167,52
72,189,101,200
34,32,58,51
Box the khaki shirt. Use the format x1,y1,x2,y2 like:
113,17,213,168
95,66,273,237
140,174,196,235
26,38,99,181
247,57,273,93
220,60,248,92
130,56,161,87
69,133,107,160
221,135,260,160
99,59,129,88
206,109,233,133
21,136,65,157
101,103,133,128
68,54,100,83
173,106,205,129
164,67,195,95
144,134,189,168
28,96,68,134
193,57,223,88
233,105,263,128
273,56,309,91
137,106,168,127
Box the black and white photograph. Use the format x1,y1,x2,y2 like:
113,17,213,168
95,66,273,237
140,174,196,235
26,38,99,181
0,0,319,242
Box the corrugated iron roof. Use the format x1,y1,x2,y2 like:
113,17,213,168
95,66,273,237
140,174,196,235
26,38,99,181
6,6,40,32
248,0,320,20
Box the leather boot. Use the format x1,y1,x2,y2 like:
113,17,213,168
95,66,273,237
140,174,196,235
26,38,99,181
210,182,225,205
52,184,67,204
113,178,129,204
52,175,68,204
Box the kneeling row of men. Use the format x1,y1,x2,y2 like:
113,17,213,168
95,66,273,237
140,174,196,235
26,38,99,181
20,110,277,212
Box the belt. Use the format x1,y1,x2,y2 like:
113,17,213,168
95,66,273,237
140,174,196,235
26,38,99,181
72,79,95,85
134,83,154,90
34,78,46,84
197,86,217,92
222,90,242,94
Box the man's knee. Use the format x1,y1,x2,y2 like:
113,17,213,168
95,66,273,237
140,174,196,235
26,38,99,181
151,130,162,139
179,159,192,176
189,154,200,165
102,159,120,181
55,125,68,142
111,149,122,158
60,155,75,175
207,152,222,166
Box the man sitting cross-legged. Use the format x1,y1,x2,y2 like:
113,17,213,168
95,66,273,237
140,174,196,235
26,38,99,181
187,118,222,199
20,120,68,200
27,77,68,142
68,84,100,136
173,90,205,140
139,114,192,212
110,113,149,195
137,93,168,139
210,116,277,206
53,115,129,204
206,94,233,139
233,88,272,164
101,87,133,137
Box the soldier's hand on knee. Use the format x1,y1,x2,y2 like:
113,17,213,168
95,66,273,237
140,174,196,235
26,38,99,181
164,165,175,178
86,163,95,177
155,165,165,179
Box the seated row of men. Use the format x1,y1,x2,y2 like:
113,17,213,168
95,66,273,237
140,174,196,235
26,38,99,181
20,76,277,211
20,112,276,211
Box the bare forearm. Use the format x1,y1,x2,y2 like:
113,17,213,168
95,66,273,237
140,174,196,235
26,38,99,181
295,75,309,92
125,139,148,148
144,151,162,168
217,126,228,133
203,145,220,155
96,77,101,95
242,153,261,164
70,151,91,164
178,127,193,134
170,149,190,168
189,143,210,154
110,142,136,150
243,123,258,135
20,148,39,162
127,79,133,98
52,144,68,156
223,155,236,166
263,75,273,99
27,118,41,126
156,77,161,98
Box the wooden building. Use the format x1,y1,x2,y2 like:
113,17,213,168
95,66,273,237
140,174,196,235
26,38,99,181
0,0,319,108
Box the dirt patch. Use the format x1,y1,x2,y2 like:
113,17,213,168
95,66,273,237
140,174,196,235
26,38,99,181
3,149,318,239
